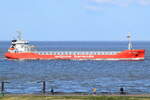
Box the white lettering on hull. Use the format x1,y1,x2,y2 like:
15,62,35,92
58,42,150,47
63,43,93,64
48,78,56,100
74,55,94,58
54,55,95,59
55,56,72,58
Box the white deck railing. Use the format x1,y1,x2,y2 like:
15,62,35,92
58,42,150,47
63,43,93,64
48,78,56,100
31,51,121,55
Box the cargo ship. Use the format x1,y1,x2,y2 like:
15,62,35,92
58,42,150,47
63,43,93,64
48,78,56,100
5,32,145,61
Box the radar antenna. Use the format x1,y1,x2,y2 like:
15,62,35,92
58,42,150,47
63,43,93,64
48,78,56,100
127,32,133,50
16,30,23,40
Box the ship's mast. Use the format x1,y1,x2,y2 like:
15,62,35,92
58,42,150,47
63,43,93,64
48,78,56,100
127,32,133,50
16,30,23,40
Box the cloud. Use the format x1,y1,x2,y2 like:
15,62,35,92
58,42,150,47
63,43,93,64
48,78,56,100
85,5,99,11
83,0,150,12
85,5,104,11
138,0,150,5
89,0,150,6
90,0,113,3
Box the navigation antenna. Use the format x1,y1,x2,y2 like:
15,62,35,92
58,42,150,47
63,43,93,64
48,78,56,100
16,30,23,40
127,32,133,50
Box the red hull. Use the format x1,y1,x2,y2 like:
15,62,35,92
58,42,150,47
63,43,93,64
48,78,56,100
5,50,145,61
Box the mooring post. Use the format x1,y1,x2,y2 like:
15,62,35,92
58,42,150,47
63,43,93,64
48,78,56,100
42,81,46,94
1,82,4,93
120,87,124,94
51,88,54,95
0,81,9,96
38,81,46,94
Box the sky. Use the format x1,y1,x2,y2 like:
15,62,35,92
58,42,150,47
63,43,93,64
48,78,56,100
0,0,149,41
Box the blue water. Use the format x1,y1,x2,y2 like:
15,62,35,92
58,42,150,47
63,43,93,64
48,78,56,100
0,41,150,94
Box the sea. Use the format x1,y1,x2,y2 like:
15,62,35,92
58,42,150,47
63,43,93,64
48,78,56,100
0,41,150,94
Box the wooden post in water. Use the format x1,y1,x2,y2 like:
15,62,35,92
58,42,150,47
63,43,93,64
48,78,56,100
1,82,4,93
0,81,9,96
42,81,46,94
38,81,46,94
